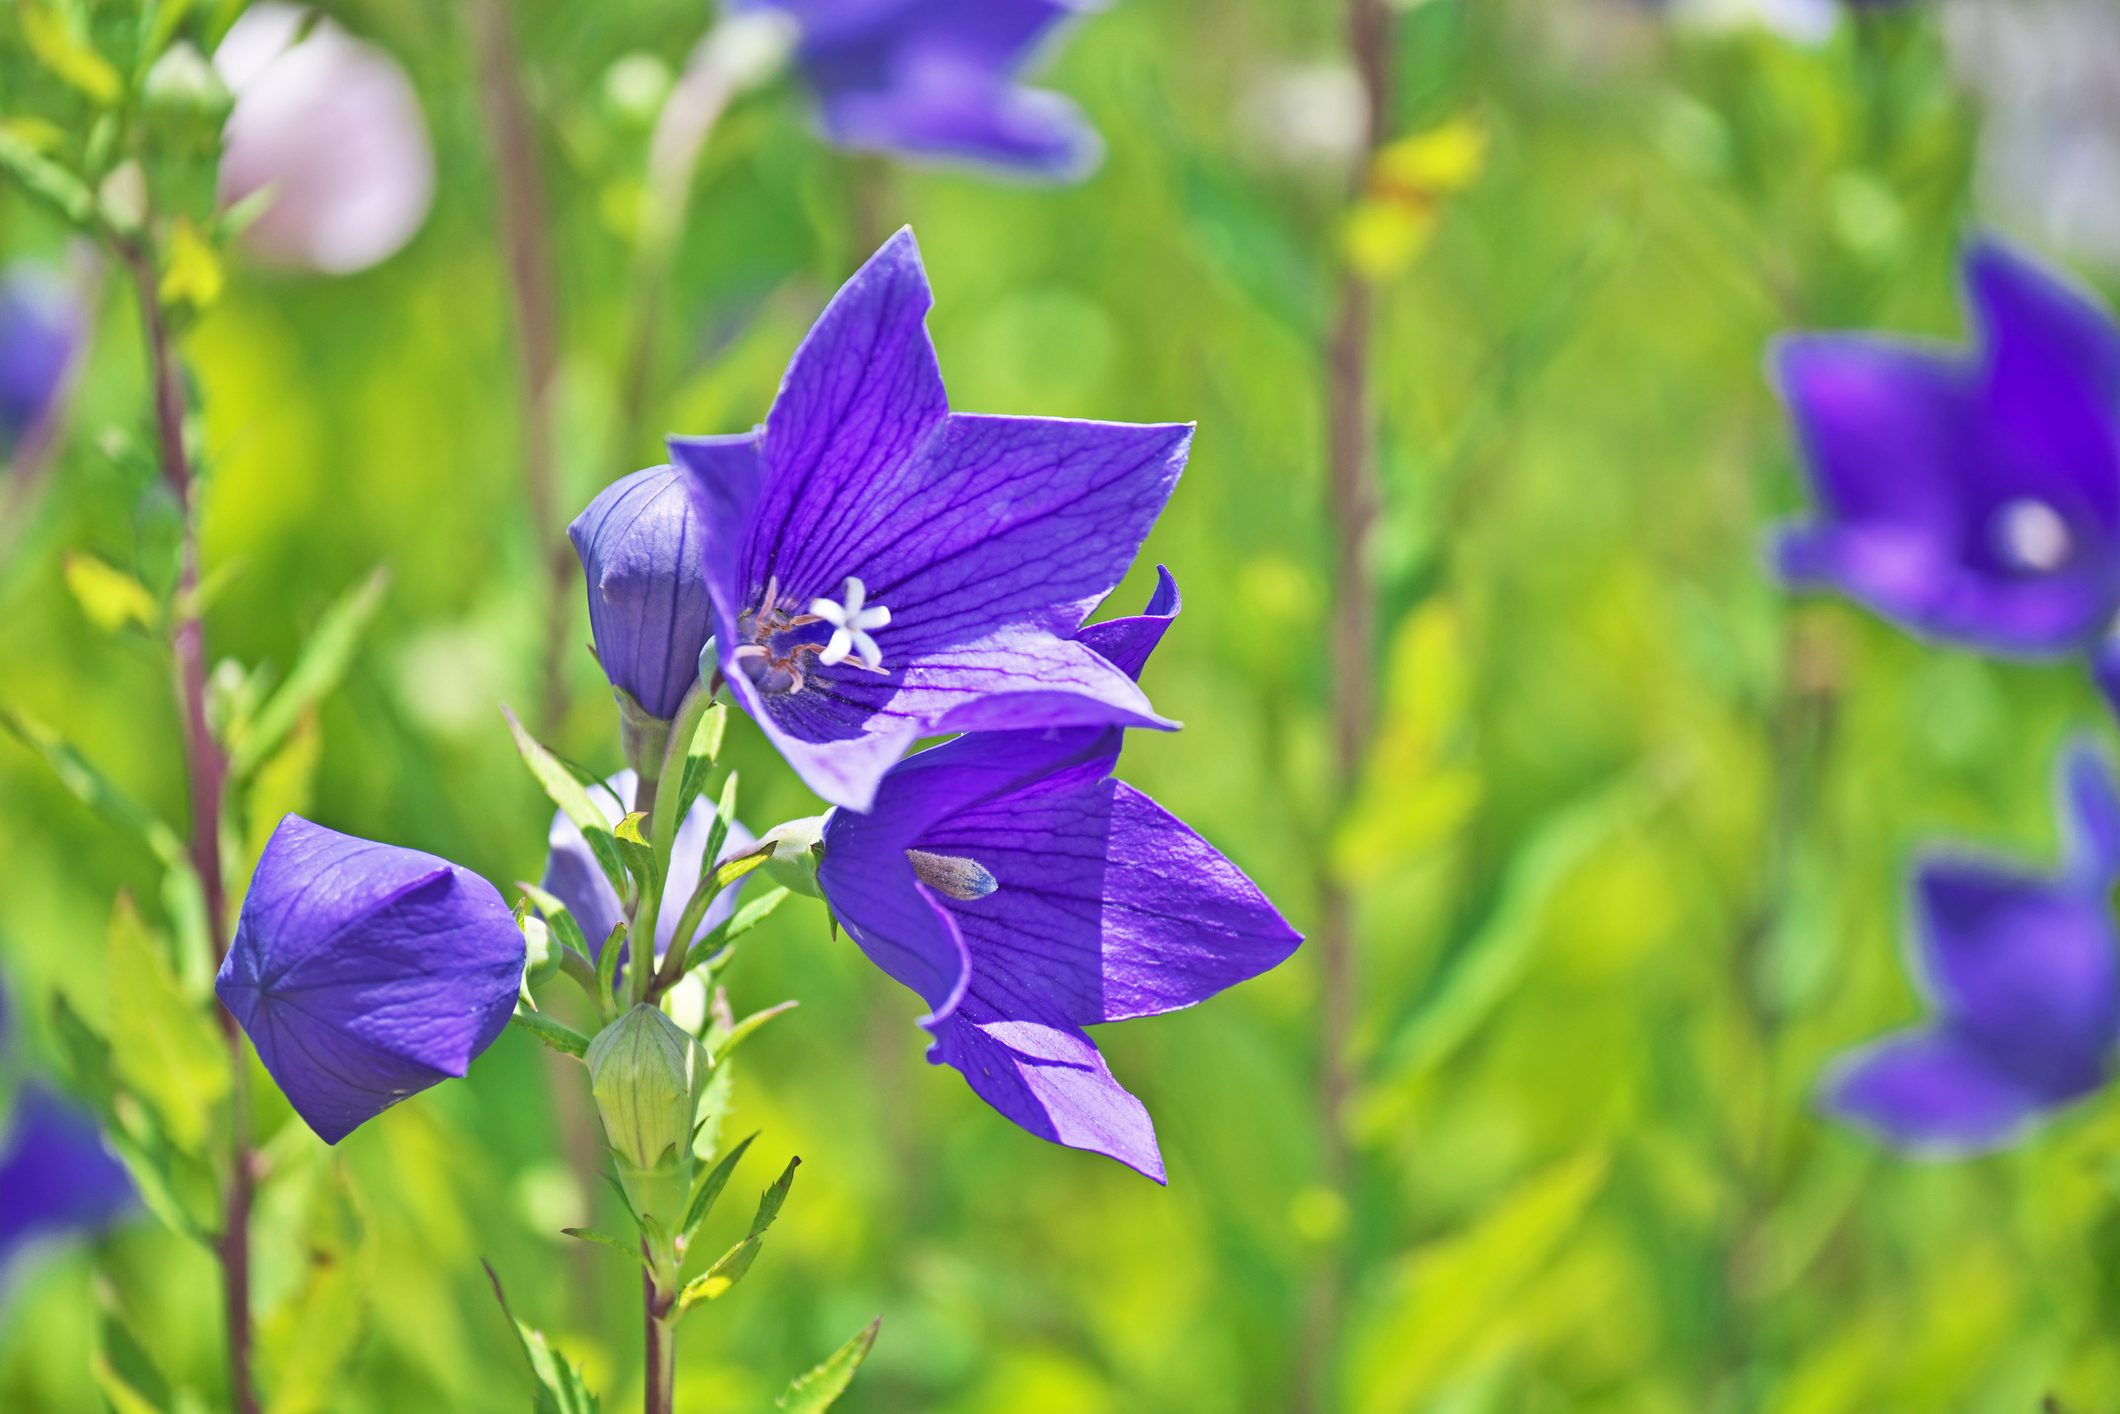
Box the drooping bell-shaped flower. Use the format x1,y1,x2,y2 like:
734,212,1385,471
744,0,1103,180
214,4,436,275
0,265,82,454
1824,741,2120,1155
217,817,525,1144
539,770,756,965
674,229,1187,811
811,570,1302,1180
1773,238,2120,659
571,465,717,727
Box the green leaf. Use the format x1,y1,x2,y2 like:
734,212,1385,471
509,1010,589,1059
671,702,728,830
561,1227,650,1271
677,1156,798,1312
778,1319,882,1413
681,887,790,974
709,1001,797,1067
93,1305,173,1414
108,895,227,1153
595,924,626,999
613,811,659,891
0,123,96,224
22,2,125,104
227,567,387,778
679,1131,757,1241
244,710,321,866
484,1262,602,1414
505,706,627,896
63,551,160,632
702,771,739,883
711,842,772,895
517,883,591,960
258,1170,366,1414
1,706,191,873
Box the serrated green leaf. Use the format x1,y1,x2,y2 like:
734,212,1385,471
561,1227,650,1271
679,1131,756,1241
63,551,160,632
505,707,628,896
509,1010,590,1059
484,1263,602,1414
108,895,226,1153
228,567,386,778
681,887,790,974
677,1156,798,1312
778,1318,882,1413
709,1000,796,1067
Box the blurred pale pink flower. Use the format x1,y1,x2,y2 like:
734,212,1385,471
214,5,436,275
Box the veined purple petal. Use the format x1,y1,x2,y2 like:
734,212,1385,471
814,819,970,1016
0,1085,134,1273
570,465,715,721
670,430,766,654
1823,1027,2069,1156
927,1002,1164,1181
539,771,755,964
218,817,524,1145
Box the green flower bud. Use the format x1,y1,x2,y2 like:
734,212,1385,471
757,815,825,900
144,42,234,125
520,914,561,988
587,1004,708,1224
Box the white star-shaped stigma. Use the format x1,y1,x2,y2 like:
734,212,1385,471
809,576,892,670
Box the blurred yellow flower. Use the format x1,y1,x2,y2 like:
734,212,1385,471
1343,118,1488,280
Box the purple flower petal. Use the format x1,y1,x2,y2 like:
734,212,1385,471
570,465,716,721
217,817,524,1144
1823,1027,2063,1155
1967,237,2120,406
2062,737,2120,883
539,771,755,964
0,266,80,452
927,1002,1164,1181
0,1085,134,1273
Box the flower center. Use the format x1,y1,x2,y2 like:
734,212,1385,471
1994,498,2073,573
727,575,892,696
907,849,997,901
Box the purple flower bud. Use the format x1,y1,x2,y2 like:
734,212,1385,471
217,817,524,1144
214,5,436,275
0,265,82,454
540,770,756,967
570,465,716,724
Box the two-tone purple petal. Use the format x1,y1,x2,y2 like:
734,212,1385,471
217,817,525,1145
1824,741,2120,1154
749,0,1102,180
1774,238,2120,657
674,230,1184,810
816,572,1301,1179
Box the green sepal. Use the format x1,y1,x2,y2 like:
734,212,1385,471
710,1000,797,1067
777,1318,883,1413
509,1009,589,1059
679,1131,757,1242
680,887,791,975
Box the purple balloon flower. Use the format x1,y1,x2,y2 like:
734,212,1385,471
673,229,1185,811
217,817,525,1145
1824,741,2120,1155
541,770,756,965
749,0,1103,180
571,465,716,723
814,569,1301,1180
0,266,81,453
1772,238,2120,659
0,1085,136,1275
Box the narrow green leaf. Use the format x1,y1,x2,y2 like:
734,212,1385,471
712,842,772,894
677,1157,799,1313
679,1131,757,1241
505,706,627,895
709,1001,797,1067
594,924,626,999
702,771,739,880
560,1227,650,1271
517,883,591,959
1,707,190,872
682,887,790,974
509,1010,589,1059
63,551,159,632
93,1305,172,1414
0,124,96,224
671,702,728,829
228,567,387,778
484,1263,602,1414
21,3,124,104
612,811,659,890
108,895,226,1153
777,1319,882,1413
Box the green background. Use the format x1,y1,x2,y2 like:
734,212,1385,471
6,1,2117,1409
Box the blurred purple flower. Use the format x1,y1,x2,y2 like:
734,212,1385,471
1825,741,2120,1155
0,266,82,454
815,570,1301,1180
572,465,716,723
541,770,756,966
0,1086,135,1275
673,229,1184,811
747,0,1103,180
1773,239,2120,660
217,817,524,1144
214,4,436,275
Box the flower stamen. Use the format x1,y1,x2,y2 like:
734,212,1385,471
809,576,893,671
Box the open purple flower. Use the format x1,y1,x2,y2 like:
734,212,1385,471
0,265,81,453
541,770,756,965
747,0,1103,180
217,817,525,1144
813,569,1301,1180
1824,741,2120,1155
571,465,716,724
673,229,1186,811
0,1086,136,1275
1773,238,2120,659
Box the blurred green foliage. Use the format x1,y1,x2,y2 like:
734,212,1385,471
5,0,2118,1410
